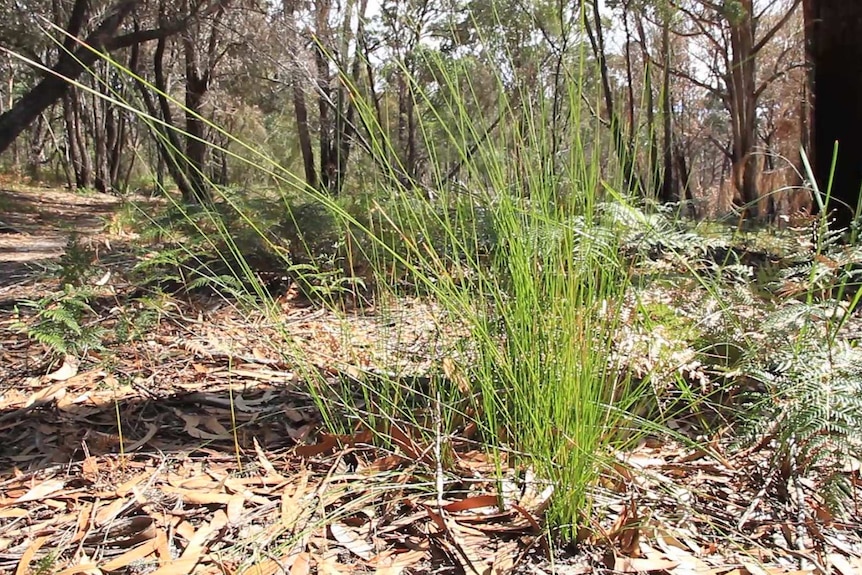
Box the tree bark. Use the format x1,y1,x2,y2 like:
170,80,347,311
657,4,677,202
585,0,644,196
727,0,759,218
806,0,862,229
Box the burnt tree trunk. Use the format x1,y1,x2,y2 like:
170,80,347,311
806,0,862,229
727,0,760,218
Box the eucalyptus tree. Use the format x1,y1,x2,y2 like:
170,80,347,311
667,0,802,218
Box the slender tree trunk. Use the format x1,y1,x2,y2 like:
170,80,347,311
314,0,333,192
728,0,760,218
65,89,92,188
92,83,112,193
660,6,677,203
26,114,49,180
284,1,317,190
182,22,213,203
638,2,675,203
139,35,198,201
293,82,317,191
184,76,209,202
585,0,644,196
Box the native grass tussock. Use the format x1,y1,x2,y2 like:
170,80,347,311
2,17,862,573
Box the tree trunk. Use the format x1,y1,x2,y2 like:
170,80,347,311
806,0,862,229
92,84,112,193
63,91,91,188
0,0,139,154
140,35,199,202
292,81,318,191
183,53,210,203
727,0,760,218
585,0,644,196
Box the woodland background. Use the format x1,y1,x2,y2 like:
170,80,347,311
0,0,828,220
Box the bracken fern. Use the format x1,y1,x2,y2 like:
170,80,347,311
737,300,862,512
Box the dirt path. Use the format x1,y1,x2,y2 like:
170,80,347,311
0,184,121,294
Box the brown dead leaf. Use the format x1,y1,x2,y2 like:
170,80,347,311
607,499,640,557
101,536,162,571
295,434,337,457
15,535,49,575
85,516,156,548
172,475,218,490
371,549,426,575
11,478,65,504
81,456,99,479
363,454,405,472
254,437,279,477
45,355,79,381
180,414,230,440
70,502,93,543
613,556,679,573
239,558,284,575
24,381,66,407
490,541,519,575
281,471,310,528
54,563,101,575
94,498,127,526
315,554,350,575
176,521,196,541
0,508,28,518
444,495,500,513
160,485,234,505
330,522,375,560
443,513,492,575
388,423,430,464
115,471,153,497
210,508,229,531
510,503,542,532
124,423,159,452
830,553,858,575
201,415,230,436
290,552,311,575
227,495,245,524
148,519,216,575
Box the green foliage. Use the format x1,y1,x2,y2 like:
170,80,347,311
54,234,98,286
736,301,862,512
114,308,159,344
32,551,58,575
770,222,862,304
15,284,106,356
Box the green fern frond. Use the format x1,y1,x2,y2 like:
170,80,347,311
736,297,862,514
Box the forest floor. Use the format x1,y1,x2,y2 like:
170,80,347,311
0,183,860,575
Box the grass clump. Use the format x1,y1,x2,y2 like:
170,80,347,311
44,11,741,544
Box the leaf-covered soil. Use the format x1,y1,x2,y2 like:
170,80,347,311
0,185,860,575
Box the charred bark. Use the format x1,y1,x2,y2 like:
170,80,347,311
806,0,862,229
